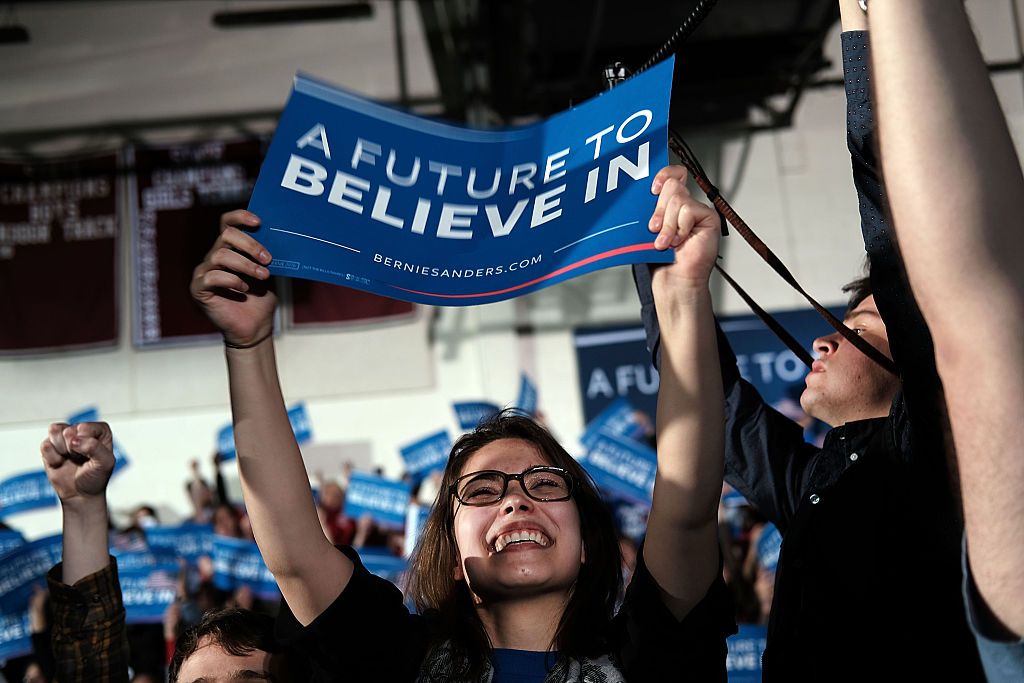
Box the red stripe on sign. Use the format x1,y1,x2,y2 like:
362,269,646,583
389,243,658,300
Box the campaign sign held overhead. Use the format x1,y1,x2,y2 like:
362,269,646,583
145,524,215,565
0,611,31,662
0,534,62,614
120,562,179,624
0,471,58,519
516,374,538,416
0,531,25,558
579,398,651,451
757,524,782,572
583,432,657,505
400,430,451,482
727,624,768,683
217,401,313,461
247,59,676,306
211,536,280,600
343,473,411,529
453,401,502,430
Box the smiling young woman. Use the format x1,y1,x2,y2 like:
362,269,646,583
189,167,735,681
406,415,623,679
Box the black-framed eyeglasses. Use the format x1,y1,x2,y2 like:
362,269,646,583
449,466,575,507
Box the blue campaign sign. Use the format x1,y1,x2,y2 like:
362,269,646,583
145,523,214,564
453,401,501,430
111,548,178,572
0,534,62,614
399,430,451,481
247,59,676,307
120,562,179,624
216,422,236,460
67,406,130,474
757,523,782,572
579,397,651,451
403,504,432,558
216,401,313,460
516,373,538,416
288,402,314,443
0,471,58,518
727,624,768,682
357,547,408,584
610,498,649,544
574,326,659,426
211,536,279,600
343,472,411,529
0,531,25,559
0,611,32,663
583,433,657,505
721,487,749,509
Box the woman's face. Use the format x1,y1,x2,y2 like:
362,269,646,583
451,438,584,602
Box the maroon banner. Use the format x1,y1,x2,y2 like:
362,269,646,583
131,139,265,346
0,154,119,352
289,280,415,328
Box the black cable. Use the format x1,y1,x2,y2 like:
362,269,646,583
634,0,719,74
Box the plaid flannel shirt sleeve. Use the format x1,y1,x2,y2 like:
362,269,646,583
47,557,130,683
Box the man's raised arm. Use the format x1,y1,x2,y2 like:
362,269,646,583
870,0,1024,639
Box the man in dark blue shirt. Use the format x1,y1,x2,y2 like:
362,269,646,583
633,5,985,679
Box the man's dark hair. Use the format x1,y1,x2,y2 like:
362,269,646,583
842,275,872,316
168,608,285,682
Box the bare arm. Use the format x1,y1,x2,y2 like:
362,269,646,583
642,166,724,621
870,1,1024,636
838,0,867,31
41,422,115,584
191,211,352,625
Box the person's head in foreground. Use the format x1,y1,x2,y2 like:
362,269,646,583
800,275,901,427
169,608,300,683
407,410,622,679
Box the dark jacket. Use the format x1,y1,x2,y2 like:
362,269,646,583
633,31,984,681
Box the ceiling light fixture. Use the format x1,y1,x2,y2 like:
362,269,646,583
212,2,373,29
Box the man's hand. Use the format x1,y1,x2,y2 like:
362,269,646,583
40,422,115,508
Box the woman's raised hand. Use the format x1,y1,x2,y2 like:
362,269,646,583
190,210,277,346
647,165,721,293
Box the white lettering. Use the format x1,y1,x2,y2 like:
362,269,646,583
543,148,570,183
585,125,616,160
485,199,529,237
351,138,383,170
386,150,420,186
508,163,537,193
530,185,565,228
295,123,332,160
281,155,327,196
326,171,371,213
437,204,477,239
607,142,650,192
370,187,405,229
616,109,653,143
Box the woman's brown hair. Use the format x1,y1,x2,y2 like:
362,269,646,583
406,409,622,680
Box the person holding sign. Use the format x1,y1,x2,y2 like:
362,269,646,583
868,1,1024,678
631,2,987,679
189,183,735,680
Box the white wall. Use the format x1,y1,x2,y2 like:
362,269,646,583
2,0,1023,539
